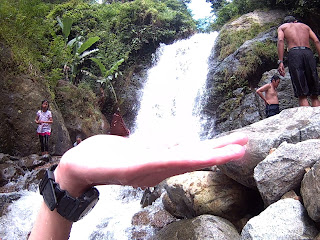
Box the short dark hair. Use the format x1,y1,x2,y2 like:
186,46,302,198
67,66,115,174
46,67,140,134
76,134,82,140
271,75,280,82
284,16,297,23
41,100,49,109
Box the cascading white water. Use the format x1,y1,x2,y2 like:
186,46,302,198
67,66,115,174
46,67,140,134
131,32,218,146
0,32,217,240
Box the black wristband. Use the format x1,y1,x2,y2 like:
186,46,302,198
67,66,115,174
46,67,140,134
39,164,99,222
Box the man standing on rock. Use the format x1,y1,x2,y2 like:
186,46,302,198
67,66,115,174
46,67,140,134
256,75,281,117
277,16,320,107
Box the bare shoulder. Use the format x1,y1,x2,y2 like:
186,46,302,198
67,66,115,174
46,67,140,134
278,23,289,30
297,22,310,29
256,83,271,92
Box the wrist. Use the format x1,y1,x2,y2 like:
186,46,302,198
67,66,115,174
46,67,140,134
40,164,100,222
277,59,283,64
54,164,89,198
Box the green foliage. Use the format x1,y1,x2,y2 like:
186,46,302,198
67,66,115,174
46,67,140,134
214,39,277,105
57,16,73,43
90,57,125,103
216,22,273,60
0,0,51,73
55,15,100,83
1,0,196,108
209,0,320,29
45,0,195,81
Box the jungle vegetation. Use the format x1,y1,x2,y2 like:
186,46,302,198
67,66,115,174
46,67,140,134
207,0,320,30
0,0,196,91
0,0,319,104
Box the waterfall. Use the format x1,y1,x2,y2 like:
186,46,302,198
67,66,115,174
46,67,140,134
131,32,218,146
0,32,217,240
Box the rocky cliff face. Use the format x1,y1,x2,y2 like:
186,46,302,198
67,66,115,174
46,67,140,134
0,46,110,156
202,10,301,136
0,72,71,156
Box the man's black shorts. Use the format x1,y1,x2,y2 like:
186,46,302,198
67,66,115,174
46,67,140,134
266,104,280,118
288,47,320,97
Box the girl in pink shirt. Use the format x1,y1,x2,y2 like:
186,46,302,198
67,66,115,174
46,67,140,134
35,100,53,156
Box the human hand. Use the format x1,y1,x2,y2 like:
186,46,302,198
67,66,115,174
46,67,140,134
278,62,285,76
54,133,248,197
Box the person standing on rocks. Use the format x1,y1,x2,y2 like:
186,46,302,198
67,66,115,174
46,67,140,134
35,100,53,157
256,75,281,117
277,16,320,107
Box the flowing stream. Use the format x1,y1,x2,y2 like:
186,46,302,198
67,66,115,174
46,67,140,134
0,32,218,240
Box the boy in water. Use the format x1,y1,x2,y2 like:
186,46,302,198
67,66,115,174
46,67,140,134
256,75,281,118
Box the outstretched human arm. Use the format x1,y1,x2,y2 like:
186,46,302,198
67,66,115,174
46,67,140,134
277,26,286,76
29,133,247,240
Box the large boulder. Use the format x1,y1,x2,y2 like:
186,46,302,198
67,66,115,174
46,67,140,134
218,107,320,188
163,169,249,222
240,199,318,239
254,139,320,206
301,160,320,222
152,214,240,240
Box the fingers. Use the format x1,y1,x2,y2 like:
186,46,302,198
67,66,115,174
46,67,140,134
201,132,248,149
127,143,246,187
58,133,248,190
278,65,285,76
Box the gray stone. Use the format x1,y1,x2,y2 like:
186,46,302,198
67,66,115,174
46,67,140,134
301,160,320,222
152,214,240,240
255,140,320,206
240,199,318,240
163,170,249,222
218,107,320,188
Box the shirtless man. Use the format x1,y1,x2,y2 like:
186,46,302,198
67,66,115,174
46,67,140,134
256,75,281,117
277,16,320,107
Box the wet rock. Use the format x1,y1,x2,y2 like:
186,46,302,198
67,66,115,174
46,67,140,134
0,162,25,187
152,214,240,240
132,206,176,240
0,154,10,164
0,192,22,217
18,154,47,171
55,80,110,142
140,185,163,208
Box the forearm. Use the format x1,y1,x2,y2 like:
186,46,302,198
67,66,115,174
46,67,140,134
29,163,85,240
256,89,268,104
29,202,73,240
277,39,284,61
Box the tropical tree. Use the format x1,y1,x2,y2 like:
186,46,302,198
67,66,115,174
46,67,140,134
57,16,100,84
89,57,125,104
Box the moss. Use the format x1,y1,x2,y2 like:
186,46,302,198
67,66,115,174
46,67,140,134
216,21,275,60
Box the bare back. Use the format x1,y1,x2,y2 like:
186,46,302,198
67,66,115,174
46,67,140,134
279,22,311,49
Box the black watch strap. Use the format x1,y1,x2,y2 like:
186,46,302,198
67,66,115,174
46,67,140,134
39,164,99,222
